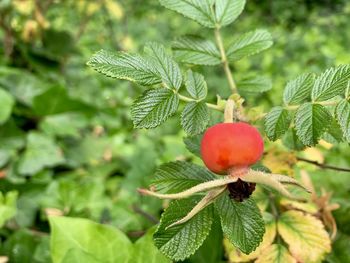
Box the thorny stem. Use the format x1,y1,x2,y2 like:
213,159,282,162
214,27,237,94
297,157,350,173
177,94,224,111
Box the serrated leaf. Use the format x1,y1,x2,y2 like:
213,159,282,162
215,195,265,254
133,228,170,263
144,42,182,91
181,102,209,135
282,129,306,151
226,29,273,61
151,161,215,194
18,132,65,175
87,50,161,85
238,75,272,94
183,134,203,157
256,244,297,263
278,210,331,263
0,191,18,227
131,89,179,129
172,36,221,65
159,0,216,28
335,99,350,142
49,216,132,263
264,106,291,141
215,0,246,27
153,197,214,261
295,103,332,146
283,73,315,105
311,65,350,101
0,88,15,124
185,70,208,100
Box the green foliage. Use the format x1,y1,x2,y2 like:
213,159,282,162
49,216,132,263
264,107,291,141
154,197,214,261
0,191,18,227
131,89,179,128
215,195,265,254
185,70,208,100
283,73,315,105
0,88,14,124
181,102,209,135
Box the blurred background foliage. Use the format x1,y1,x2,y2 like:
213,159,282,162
0,0,349,262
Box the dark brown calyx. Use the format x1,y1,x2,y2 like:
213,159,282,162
227,179,256,202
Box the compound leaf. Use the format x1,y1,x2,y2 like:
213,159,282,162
181,102,209,135
264,106,291,141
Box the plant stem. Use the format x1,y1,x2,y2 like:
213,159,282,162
214,27,237,94
178,94,224,111
297,157,350,173
285,100,339,110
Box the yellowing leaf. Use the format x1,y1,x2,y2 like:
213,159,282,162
106,0,124,20
302,147,324,164
225,220,276,262
13,0,34,15
256,244,296,263
277,210,331,263
279,199,318,214
262,148,296,176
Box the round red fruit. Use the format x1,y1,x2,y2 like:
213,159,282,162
200,122,264,174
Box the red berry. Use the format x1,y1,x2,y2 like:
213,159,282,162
200,122,264,174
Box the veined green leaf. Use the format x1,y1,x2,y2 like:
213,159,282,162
151,161,215,194
215,195,265,254
256,244,296,263
183,134,203,157
278,210,331,263
185,70,208,100
226,29,273,61
145,42,182,91
49,216,132,263
237,75,272,94
181,102,209,135
172,36,221,66
154,197,214,261
282,129,306,151
264,106,291,141
87,50,161,85
0,88,15,124
283,73,315,105
159,0,216,28
311,64,350,101
215,0,246,27
335,99,350,142
131,89,179,129
294,103,332,146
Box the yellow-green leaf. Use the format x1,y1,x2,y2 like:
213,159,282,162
277,210,331,263
256,244,296,263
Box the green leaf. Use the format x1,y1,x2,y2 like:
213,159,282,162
153,197,214,261
335,99,350,142
226,29,273,61
18,132,65,175
256,244,296,263
215,195,265,254
0,88,14,124
237,75,272,94
278,210,331,263
39,113,88,138
295,103,332,146
264,106,291,141
0,191,18,227
183,134,203,157
49,216,132,263
172,36,221,66
282,129,306,151
215,0,246,27
87,50,161,85
151,161,215,194
133,228,171,263
131,89,179,129
181,102,209,135
144,42,182,91
185,70,208,100
283,73,315,105
311,64,350,101
159,0,216,28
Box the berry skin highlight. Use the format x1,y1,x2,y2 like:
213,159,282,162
200,122,264,175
